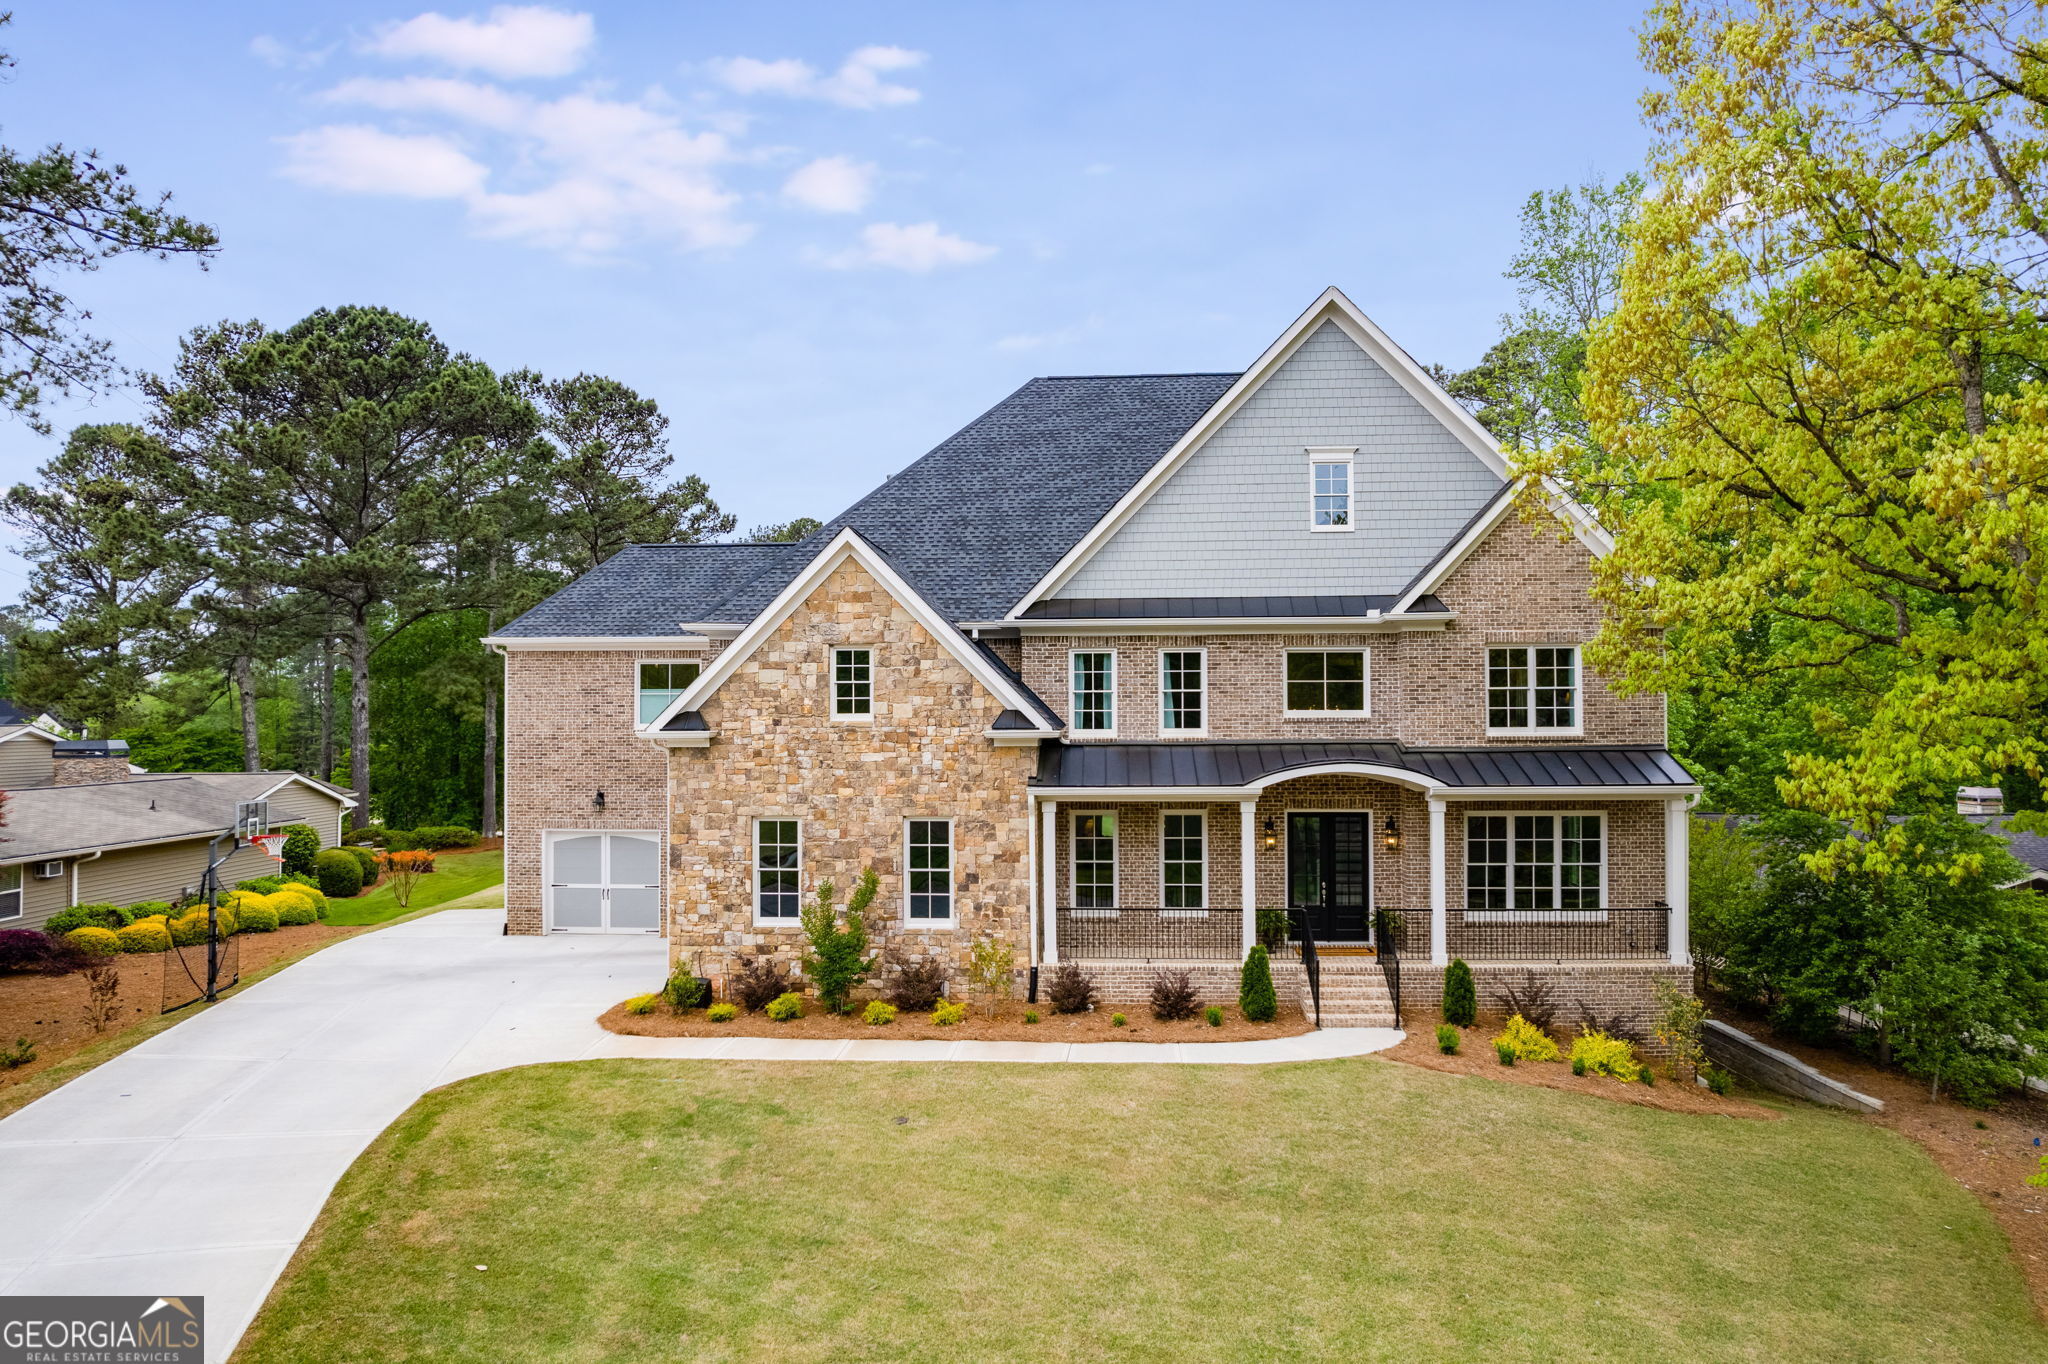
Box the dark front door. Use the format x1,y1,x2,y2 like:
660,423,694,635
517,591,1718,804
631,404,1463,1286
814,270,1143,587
1287,813,1371,941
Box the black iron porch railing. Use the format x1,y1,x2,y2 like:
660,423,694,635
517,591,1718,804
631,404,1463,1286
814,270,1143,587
1373,907,1402,1027
1377,906,1672,963
1053,907,1241,961
1288,907,1322,1027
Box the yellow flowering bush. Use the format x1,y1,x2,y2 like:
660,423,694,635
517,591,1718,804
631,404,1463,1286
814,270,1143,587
1493,1013,1560,1063
1569,1028,1640,1081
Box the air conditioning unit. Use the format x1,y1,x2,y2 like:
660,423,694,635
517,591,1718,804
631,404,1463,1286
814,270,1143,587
32,860,64,879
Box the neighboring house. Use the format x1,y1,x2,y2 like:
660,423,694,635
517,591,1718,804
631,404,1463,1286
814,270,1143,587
1950,788,2048,892
0,738,354,931
0,697,71,737
487,289,1699,1028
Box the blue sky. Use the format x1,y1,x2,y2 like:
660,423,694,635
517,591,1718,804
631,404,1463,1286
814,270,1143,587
0,2,1649,587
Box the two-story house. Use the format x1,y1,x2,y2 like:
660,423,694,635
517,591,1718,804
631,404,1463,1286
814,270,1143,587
488,289,1698,1030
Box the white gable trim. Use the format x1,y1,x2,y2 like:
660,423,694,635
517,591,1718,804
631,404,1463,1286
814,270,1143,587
1005,287,1524,618
1389,479,1614,616
0,726,60,747
255,772,361,810
640,527,1060,738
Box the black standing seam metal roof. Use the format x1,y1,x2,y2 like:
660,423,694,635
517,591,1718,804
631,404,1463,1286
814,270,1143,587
1033,742,1696,790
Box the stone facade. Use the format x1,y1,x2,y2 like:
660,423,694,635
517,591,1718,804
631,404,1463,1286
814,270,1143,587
53,754,132,786
666,558,1038,995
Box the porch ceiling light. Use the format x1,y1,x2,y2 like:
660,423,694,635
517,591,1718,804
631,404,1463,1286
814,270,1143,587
1382,814,1401,853
1262,817,1277,851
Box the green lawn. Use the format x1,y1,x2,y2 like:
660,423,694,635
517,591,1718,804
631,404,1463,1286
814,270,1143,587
323,848,504,926
238,1059,2045,1364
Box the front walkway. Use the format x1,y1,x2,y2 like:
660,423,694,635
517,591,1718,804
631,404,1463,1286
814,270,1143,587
0,907,1399,1362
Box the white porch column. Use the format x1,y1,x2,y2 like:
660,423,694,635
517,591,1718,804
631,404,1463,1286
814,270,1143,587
1428,795,1448,966
1041,799,1060,964
1665,796,1692,967
1239,798,1258,955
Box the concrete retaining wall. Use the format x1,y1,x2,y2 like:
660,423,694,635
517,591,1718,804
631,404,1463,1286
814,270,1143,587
1702,1020,1884,1111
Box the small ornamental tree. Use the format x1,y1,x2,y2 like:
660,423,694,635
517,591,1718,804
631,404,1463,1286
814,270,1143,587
800,868,875,1014
1651,977,1708,1083
278,823,320,876
967,936,1016,1018
1443,958,1477,1027
377,850,434,908
1239,945,1278,1023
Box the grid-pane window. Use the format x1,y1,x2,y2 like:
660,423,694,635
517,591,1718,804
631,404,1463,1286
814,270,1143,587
1162,812,1205,908
1465,813,1603,911
1312,459,1351,527
755,820,801,920
1286,650,1367,713
1160,651,1204,733
833,648,872,717
0,864,18,920
1073,813,1116,909
907,819,952,921
637,661,700,725
1487,646,1577,730
1071,652,1114,732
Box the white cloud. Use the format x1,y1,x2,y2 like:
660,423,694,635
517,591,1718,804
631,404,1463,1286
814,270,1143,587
709,45,925,110
782,156,876,214
250,35,332,70
324,75,531,129
817,221,995,272
280,125,488,198
367,5,595,79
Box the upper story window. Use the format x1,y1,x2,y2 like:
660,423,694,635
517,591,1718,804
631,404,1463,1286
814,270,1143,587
754,819,802,922
1160,649,1206,735
905,819,953,923
637,661,700,725
833,647,873,719
1070,650,1115,734
1466,813,1603,911
1285,649,1369,715
1307,447,1356,531
1487,646,1579,733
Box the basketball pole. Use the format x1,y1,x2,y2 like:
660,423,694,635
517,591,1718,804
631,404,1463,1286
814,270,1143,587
201,829,235,1003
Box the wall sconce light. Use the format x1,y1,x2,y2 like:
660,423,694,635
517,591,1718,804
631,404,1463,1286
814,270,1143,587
593,790,607,812
1382,814,1401,853
1262,817,1277,851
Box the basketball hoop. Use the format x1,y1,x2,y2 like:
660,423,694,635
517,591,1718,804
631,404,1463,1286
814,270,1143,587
248,832,287,863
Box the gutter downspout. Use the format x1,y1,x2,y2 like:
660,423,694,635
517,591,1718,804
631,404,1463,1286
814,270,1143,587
70,849,103,907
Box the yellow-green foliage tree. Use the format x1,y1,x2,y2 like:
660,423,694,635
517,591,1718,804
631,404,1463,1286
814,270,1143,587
1540,0,2048,868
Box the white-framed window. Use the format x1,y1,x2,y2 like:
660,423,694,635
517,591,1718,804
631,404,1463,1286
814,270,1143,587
1284,649,1370,715
833,647,873,719
1070,650,1116,734
1465,813,1604,913
1308,447,1355,531
0,864,18,920
754,819,802,922
1162,811,1206,909
1159,649,1206,736
905,819,954,923
1071,811,1117,909
1487,645,1580,733
637,660,701,725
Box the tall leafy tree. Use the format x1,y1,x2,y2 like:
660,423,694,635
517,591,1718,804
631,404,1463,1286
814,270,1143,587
747,516,822,543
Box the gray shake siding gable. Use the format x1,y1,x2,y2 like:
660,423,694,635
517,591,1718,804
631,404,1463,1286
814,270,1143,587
1057,321,1503,599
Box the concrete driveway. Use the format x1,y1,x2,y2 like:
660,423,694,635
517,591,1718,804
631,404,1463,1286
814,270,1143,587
0,907,1399,1362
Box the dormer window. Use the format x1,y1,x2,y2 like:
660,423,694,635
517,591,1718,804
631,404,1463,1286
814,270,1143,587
1307,447,1356,531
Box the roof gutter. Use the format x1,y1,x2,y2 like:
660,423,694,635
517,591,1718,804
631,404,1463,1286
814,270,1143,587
969,612,1458,634
481,632,741,651
1027,782,1702,801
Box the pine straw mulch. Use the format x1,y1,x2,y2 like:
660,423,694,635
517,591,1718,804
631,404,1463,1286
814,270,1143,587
1380,1015,1777,1120
0,920,367,1092
600,994,1315,1044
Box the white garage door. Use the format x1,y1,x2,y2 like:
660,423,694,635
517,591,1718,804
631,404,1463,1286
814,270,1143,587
545,831,661,933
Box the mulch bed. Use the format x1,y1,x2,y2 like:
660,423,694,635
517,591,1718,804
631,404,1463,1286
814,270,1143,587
1380,1014,1777,1120
1711,1010,2048,1318
0,921,367,1093
601,995,1315,1043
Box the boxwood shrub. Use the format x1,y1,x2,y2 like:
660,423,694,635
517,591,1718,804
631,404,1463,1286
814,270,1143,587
65,926,121,957
45,903,131,936
235,904,280,934
314,849,363,899
115,920,173,954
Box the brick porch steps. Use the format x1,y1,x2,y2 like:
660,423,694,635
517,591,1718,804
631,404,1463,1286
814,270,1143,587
1067,957,1401,1029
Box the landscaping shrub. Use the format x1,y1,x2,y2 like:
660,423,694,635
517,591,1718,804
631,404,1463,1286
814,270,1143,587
345,846,380,882
1700,1064,1732,1096
863,1000,897,1026
1,929,84,974
275,899,318,927
235,877,284,894
706,1002,738,1023
623,993,659,1016
409,826,480,850
1025,1010,1041,1024
1638,1064,1656,1086
46,903,131,936
341,827,386,846
82,957,122,1032
1651,978,1708,1082
1,1036,34,1068
279,823,321,875
281,873,320,891
967,936,1016,1017
168,912,214,947
1498,972,1559,1032
315,849,364,899
276,884,328,920
377,850,435,908
766,991,804,1022
1570,1028,1641,1082
1255,907,1290,951
1495,1039,1517,1066
663,967,708,1011
1494,1013,1561,1062
801,869,876,1014
1149,968,1200,1021
1111,1012,1128,1027
65,926,120,957
1576,1004,1643,1045
1046,961,1097,1014
381,831,416,852
885,956,947,1011
932,999,968,1026
1436,1023,1461,1054
1239,945,1278,1023
731,957,792,1012
1442,958,1477,1027
127,900,173,918
1205,1005,1223,1027
235,904,280,934
115,920,172,954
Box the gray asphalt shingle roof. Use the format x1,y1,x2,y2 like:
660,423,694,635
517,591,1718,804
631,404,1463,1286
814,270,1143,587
1032,742,1697,791
0,773,343,862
